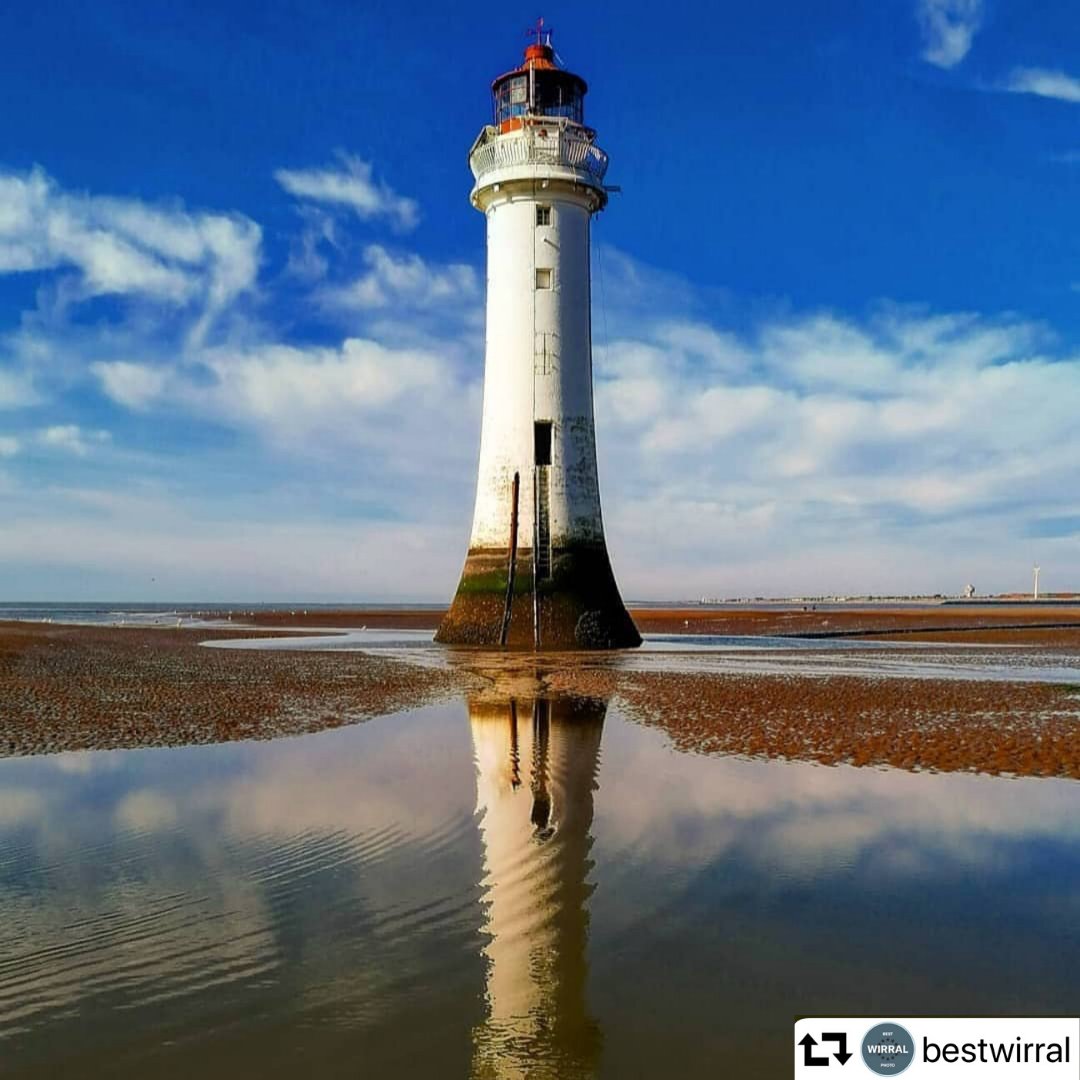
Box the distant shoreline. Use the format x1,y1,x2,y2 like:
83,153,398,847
226,604,1080,646
3,602,1080,645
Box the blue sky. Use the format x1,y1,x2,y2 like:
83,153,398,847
1,0,1078,600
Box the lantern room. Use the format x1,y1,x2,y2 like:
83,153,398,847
491,37,588,130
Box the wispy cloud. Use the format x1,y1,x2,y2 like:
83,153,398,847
195,339,452,433
917,0,983,69
0,367,39,409
38,425,110,456
94,339,449,421
275,154,419,231
1001,67,1080,104
284,207,340,281
319,244,478,311
0,167,261,342
89,361,170,410
0,435,18,457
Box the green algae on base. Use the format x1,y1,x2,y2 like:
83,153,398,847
436,542,640,650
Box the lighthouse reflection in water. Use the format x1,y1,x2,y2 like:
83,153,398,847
468,689,606,1078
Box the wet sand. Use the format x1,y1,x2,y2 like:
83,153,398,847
235,604,1080,648
553,668,1080,779
2,618,1079,777
238,608,446,630
632,604,1080,646
0,622,475,758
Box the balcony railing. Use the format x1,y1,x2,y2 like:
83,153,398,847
470,124,609,185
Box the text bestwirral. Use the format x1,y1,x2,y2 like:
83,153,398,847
922,1036,1071,1065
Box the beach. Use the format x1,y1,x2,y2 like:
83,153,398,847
2,606,1078,776
0,621,473,757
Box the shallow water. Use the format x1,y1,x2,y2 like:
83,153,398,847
0,692,1078,1078
205,628,1080,684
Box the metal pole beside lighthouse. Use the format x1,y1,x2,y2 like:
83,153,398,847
436,28,640,650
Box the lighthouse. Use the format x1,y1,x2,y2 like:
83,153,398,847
436,27,640,649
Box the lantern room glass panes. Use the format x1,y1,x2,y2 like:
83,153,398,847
494,76,529,124
493,70,584,126
532,71,583,123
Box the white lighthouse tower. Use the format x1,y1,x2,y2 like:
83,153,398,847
437,26,640,649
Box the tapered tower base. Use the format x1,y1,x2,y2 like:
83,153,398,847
435,541,640,649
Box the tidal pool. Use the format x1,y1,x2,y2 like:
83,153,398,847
206,628,1080,684
0,690,1077,1077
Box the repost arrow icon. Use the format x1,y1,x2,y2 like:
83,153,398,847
822,1032,852,1064
799,1033,830,1067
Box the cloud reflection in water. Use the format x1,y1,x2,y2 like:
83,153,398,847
0,695,1076,1077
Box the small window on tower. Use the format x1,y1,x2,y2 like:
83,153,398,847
535,267,552,290
534,421,552,466
536,205,551,227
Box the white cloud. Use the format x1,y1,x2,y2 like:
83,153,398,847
275,154,419,231
198,338,446,427
0,166,261,338
320,244,479,311
0,435,18,457
652,321,751,376
0,487,469,600
92,335,478,468
90,360,170,410
0,367,39,409
284,207,339,281
1002,67,1080,104
591,264,1080,596
917,0,982,69
38,424,110,456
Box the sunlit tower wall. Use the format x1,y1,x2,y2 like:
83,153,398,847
436,32,640,649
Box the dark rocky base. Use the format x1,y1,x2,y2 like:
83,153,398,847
435,542,641,650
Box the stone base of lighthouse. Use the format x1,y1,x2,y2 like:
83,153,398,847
435,541,640,649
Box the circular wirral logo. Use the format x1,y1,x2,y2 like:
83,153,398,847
862,1023,915,1074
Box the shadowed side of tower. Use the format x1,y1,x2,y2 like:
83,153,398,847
436,33,640,650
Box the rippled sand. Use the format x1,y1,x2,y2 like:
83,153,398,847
0,622,476,757
2,618,1079,777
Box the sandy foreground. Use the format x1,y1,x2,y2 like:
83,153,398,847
0,623,473,757
1,609,1079,778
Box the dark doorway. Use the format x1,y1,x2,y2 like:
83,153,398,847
534,421,552,466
